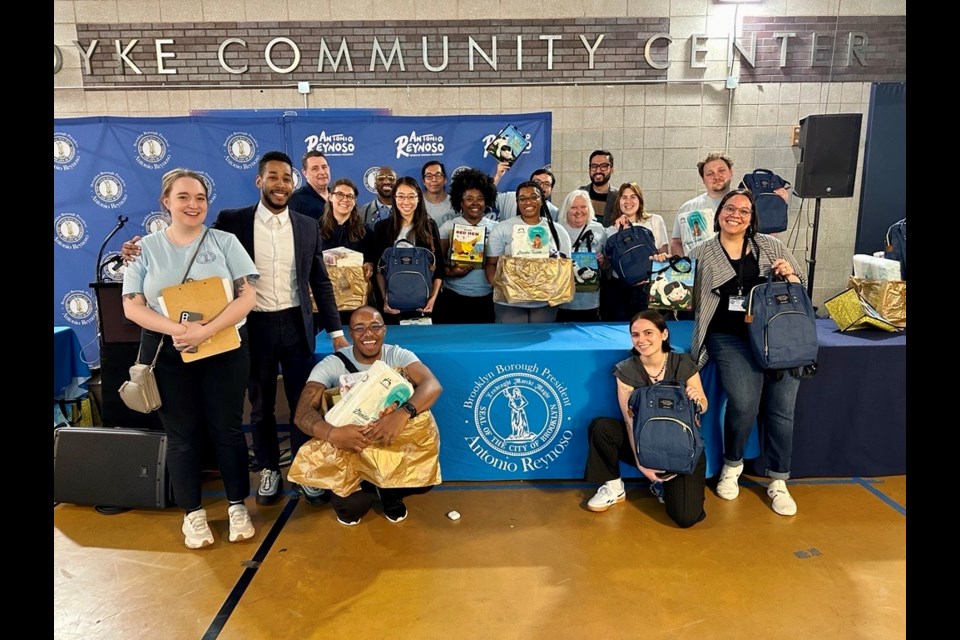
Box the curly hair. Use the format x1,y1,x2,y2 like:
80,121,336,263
449,168,497,214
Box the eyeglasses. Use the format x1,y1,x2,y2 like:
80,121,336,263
332,192,356,201
588,163,612,171
423,171,445,180
533,180,552,188
517,195,541,203
395,194,419,201
349,322,386,334
721,204,753,218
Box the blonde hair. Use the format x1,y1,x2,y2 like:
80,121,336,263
159,168,208,212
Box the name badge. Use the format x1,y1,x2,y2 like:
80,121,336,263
728,295,747,312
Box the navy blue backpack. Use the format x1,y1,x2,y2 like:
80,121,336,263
883,218,906,280
604,225,657,285
745,271,818,371
740,169,790,234
629,381,703,475
378,239,436,312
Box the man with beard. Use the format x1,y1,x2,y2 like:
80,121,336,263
360,166,398,227
580,150,619,226
213,151,347,507
288,150,332,221
670,152,733,257
421,160,454,226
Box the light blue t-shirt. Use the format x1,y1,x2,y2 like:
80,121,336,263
307,344,420,388
487,216,573,309
438,215,498,298
122,227,259,320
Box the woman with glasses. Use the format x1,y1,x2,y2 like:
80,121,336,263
602,182,669,322
556,189,607,322
485,181,572,323
688,188,806,516
366,177,445,324
436,168,499,324
321,178,375,327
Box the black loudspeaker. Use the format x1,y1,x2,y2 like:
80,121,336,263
54,427,173,508
99,342,164,430
794,113,863,199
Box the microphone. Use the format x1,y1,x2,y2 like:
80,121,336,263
95,214,134,284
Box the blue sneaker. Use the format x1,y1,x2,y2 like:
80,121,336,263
650,481,665,504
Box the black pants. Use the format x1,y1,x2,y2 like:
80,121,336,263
584,417,706,528
246,308,314,472
434,288,495,324
600,278,650,322
150,327,251,511
330,481,434,521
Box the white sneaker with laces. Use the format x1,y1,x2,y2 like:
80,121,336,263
767,479,797,516
228,504,255,542
587,482,626,512
182,509,214,549
716,464,743,501
256,469,281,505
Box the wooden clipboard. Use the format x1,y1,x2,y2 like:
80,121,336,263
159,276,241,362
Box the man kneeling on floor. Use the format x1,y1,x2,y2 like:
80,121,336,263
291,306,443,525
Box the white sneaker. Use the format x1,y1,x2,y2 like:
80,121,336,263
182,509,214,549
587,483,626,512
256,469,282,505
767,480,798,516
228,503,256,542
716,464,743,500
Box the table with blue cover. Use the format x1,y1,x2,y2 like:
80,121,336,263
54,326,91,401
315,319,905,480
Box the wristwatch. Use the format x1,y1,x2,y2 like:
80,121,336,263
400,401,418,419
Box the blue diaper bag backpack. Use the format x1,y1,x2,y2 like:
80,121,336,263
604,225,658,285
629,380,703,475
745,270,818,371
740,169,790,234
378,239,436,312
883,218,906,280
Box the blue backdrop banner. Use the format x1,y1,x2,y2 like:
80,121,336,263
53,112,552,363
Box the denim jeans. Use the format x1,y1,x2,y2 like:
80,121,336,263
706,332,800,479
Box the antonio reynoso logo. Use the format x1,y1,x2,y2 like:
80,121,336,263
144,211,172,235
54,213,88,250
90,172,128,209
463,364,573,473
224,132,259,170
54,133,79,170
363,166,381,194
135,132,171,170
61,290,95,325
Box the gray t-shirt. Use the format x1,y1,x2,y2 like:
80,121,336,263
307,344,420,388
425,194,454,227
438,215,498,297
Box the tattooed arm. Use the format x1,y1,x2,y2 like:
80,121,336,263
293,381,370,452
122,291,191,337
172,275,258,349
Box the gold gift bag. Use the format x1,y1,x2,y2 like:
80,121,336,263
492,256,575,306
847,276,906,328
327,264,369,312
823,288,899,332
287,389,442,497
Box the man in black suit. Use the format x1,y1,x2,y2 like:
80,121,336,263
213,151,348,507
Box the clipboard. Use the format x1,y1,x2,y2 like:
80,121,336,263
159,276,241,362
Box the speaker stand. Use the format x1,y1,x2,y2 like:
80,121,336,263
806,198,823,300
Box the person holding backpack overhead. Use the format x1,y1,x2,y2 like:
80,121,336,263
688,188,806,516
367,177,445,325
584,311,708,528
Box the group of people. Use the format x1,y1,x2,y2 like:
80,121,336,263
119,146,807,548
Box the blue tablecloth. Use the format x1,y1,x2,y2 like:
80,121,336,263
54,326,91,400
316,319,906,480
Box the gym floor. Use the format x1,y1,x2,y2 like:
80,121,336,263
54,471,906,639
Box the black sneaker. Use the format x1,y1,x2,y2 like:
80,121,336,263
383,497,408,523
295,483,330,506
336,512,361,526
